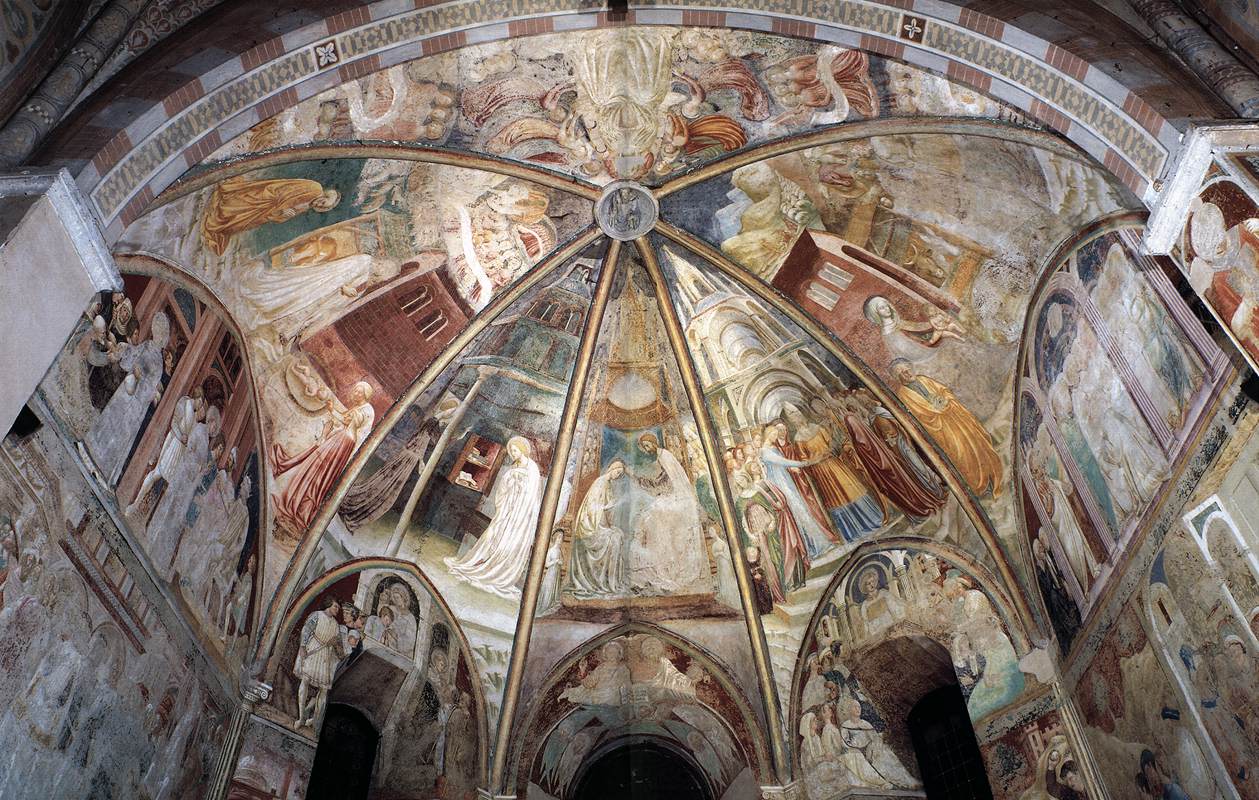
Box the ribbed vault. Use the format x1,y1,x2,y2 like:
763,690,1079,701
31,20,1236,800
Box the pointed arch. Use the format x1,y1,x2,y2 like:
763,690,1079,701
507,620,773,794
786,535,1035,776
269,556,494,787
1010,211,1233,657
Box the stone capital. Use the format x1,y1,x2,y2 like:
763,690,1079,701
761,781,806,800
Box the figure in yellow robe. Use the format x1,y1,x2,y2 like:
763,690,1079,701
891,358,1003,497
200,175,340,255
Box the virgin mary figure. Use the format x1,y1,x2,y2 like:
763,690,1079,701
445,436,543,597
568,460,629,598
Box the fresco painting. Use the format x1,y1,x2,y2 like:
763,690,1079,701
27,127,1226,800
0,426,227,800
515,629,763,800
1183,177,1259,373
116,159,592,605
1189,3,1259,72
9,5,1259,799
1019,228,1218,651
227,716,315,800
36,274,264,673
980,709,1090,800
1074,602,1224,800
1147,518,1259,799
261,567,482,800
304,246,608,733
210,28,1028,185
657,241,1003,691
660,133,1141,625
795,548,1035,799
539,248,740,620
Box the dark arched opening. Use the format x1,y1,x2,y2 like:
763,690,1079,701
307,704,379,800
572,740,714,800
908,685,993,800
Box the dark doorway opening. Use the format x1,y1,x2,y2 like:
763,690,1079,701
572,741,713,800
908,684,993,800
307,704,379,800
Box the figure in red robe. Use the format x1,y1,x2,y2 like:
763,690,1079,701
272,382,375,535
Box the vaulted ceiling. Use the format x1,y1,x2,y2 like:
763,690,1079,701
29,6,1239,795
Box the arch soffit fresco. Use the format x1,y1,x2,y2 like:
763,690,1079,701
274,556,496,786
506,619,775,790
785,535,1032,735
60,0,1188,240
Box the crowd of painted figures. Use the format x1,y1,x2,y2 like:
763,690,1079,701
722,388,955,610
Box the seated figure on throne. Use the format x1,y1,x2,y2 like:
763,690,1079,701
625,434,710,596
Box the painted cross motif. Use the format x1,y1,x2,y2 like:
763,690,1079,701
899,15,926,43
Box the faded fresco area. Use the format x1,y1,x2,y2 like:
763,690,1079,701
1062,375,1259,800
1073,601,1225,800
36,273,264,677
254,566,484,800
0,425,228,799
793,547,1035,799
1019,225,1221,654
209,28,1028,184
1183,175,1259,375
979,709,1091,800
115,158,592,604
518,246,771,750
514,627,765,800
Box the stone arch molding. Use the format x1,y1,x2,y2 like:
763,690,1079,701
67,0,1181,240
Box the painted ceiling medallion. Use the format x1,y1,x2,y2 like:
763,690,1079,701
595,181,658,241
